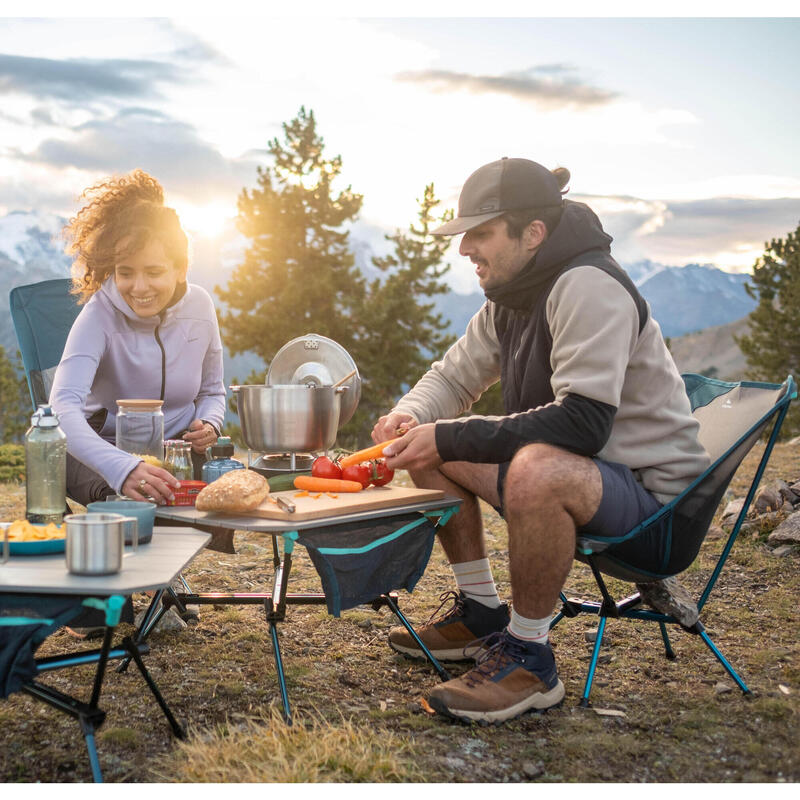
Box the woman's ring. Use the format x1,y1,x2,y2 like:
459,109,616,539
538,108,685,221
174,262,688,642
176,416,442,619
138,479,147,491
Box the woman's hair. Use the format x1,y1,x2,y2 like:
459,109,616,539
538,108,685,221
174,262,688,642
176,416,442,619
503,166,571,239
63,169,188,304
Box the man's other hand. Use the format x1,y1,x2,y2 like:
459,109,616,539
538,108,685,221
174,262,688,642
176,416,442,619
382,423,442,471
372,412,418,443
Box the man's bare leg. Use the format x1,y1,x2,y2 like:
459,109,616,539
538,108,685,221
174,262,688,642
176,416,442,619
407,461,500,565
503,443,603,618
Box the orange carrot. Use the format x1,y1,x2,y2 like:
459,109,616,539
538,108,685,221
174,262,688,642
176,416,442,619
326,492,338,499
294,475,363,493
294,490,309,497
339,438,400,468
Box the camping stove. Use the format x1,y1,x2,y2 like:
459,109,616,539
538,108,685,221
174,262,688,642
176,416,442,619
247,451,315,479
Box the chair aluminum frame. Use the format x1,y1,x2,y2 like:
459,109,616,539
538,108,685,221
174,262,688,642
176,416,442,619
550,374,796,707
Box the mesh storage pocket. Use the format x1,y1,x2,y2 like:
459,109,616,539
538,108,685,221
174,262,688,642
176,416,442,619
296,513,437,617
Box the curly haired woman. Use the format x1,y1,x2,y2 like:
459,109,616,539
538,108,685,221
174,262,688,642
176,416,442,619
50,169,226,506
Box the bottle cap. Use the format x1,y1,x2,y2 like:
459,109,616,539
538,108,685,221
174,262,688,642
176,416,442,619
31,405,60,428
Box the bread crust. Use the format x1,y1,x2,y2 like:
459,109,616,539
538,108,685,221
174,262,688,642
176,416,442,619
195,469,269,512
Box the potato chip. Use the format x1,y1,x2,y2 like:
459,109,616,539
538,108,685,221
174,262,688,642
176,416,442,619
3,519,65,541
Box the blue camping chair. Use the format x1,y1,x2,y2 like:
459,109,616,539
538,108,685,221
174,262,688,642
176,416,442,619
9,278,81,411
552,373,796,706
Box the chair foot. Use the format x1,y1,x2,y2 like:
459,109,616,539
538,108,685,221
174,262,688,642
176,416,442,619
578,697,591,708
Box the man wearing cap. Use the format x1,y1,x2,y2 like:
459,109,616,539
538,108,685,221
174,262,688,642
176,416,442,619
372,157,709,724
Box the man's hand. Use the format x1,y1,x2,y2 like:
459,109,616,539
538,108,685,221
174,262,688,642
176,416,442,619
382,423,442,472
371,412,418,444
122,462,181,505
182,418,218,455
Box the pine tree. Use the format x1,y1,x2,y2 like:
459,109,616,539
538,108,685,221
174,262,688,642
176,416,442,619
217,107,366,383
0,347,31,443
352,185,457,439
735,220,800,437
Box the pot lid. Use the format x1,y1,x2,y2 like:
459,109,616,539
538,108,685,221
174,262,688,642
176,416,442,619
266,333,360,425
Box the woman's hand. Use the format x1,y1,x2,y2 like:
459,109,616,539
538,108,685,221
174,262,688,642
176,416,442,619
182,418,218,454
122,462,181,505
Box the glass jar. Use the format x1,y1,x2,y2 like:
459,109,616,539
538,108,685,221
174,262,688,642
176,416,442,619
25,405,67,524
165,439,193,481
116,399,164,467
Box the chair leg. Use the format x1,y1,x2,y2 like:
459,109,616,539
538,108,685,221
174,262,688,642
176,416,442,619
658,622,676,660
579,616,608,707
697,627,750,694
79,715,104,783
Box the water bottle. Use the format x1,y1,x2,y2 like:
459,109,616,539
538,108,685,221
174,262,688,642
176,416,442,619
201,437,244,484
25,405,67,524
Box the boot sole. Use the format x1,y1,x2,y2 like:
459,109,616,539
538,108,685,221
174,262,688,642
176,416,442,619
428,679,566,724
388,639,480,662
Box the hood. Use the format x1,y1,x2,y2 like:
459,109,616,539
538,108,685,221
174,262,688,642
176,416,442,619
484,200,613,311
100,276,189,328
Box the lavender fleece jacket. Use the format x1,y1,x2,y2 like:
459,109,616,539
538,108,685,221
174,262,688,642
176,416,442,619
49,278,226,493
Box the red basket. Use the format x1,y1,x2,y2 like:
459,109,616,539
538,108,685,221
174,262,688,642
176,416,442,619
167,480,207,506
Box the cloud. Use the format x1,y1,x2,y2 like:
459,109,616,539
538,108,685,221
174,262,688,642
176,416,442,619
0,53,182,102
394,64,618,109
20,108,261,203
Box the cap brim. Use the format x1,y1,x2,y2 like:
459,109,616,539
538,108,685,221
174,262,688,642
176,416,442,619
431,210,505,236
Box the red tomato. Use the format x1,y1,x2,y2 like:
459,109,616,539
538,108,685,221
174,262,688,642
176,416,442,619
370,459,394,487
341,463,371,489
312,456,342,480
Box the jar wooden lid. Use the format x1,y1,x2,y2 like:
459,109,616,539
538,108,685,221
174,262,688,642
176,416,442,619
116,399,164,410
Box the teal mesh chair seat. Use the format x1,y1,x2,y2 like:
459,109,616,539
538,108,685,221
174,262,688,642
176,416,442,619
553,373,796,706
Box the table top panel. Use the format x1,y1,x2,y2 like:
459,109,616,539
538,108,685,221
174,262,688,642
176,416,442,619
0,528,210,596
154,496,461,533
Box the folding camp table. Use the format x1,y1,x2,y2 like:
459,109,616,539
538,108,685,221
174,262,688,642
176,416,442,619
0,529,209,782
133,498,461,723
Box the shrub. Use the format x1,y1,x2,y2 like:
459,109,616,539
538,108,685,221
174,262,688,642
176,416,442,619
0,444,25,483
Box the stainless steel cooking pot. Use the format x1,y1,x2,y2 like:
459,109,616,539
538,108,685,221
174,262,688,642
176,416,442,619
230,384,348,453
64,512,138,576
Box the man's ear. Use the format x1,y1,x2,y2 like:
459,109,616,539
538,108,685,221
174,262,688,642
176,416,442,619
523,219,547,252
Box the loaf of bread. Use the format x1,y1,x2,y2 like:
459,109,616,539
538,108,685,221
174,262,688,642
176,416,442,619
195,469,269,512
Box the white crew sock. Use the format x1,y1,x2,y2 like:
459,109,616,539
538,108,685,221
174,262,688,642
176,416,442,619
508,607,551,645
451,558,502,609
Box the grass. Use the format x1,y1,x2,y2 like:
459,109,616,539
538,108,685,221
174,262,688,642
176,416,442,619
0,440,797,782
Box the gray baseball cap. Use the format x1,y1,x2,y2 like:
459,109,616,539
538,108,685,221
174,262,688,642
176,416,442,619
432,157,563,236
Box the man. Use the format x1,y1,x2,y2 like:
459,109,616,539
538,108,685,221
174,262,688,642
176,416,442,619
372,157,709,724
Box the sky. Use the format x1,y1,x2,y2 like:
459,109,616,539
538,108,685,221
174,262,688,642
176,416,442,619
1,9,799,292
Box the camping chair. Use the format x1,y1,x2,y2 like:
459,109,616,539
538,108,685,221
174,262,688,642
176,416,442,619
551,373,796,706
9,278,81,410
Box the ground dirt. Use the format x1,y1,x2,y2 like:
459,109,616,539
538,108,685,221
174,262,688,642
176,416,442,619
0,442,798,783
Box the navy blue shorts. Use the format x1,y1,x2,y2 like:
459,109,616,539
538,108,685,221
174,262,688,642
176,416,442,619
497,457,671,574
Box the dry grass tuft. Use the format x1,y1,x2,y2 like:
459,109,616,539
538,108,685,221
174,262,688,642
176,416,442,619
156,707,424,783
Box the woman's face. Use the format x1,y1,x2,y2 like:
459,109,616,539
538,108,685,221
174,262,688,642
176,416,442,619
113,237,186,318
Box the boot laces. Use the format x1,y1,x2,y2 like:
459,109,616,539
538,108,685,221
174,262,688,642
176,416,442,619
462,630,529,687
424,590,465,626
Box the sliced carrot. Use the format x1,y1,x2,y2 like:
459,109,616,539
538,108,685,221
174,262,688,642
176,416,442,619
293,475,363,493
326,492,338,499
311,492,322,499
266,496,278,504
294,490,309,497
339,438,400,468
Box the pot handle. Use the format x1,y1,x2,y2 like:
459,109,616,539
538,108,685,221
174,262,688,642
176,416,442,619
229,384,240,393
335,386,349,394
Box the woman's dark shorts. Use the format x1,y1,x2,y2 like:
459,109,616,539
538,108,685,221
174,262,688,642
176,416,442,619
497,457,671,574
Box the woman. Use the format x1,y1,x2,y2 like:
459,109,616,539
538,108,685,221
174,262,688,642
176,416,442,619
50,169,226,506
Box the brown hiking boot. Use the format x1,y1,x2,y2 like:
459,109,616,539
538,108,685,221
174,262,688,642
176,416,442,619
388,590,509,661
428,630,565,724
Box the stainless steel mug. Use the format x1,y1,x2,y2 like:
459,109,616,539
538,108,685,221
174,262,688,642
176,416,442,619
64,512,138,575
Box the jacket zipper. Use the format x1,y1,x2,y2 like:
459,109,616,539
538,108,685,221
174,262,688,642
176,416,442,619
154,323,166,401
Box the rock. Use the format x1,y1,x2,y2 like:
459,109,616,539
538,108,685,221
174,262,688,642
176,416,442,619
357,619,372,630
522,761,544,779
771,545,796,557
714,682,733,694
790,480,800,495
444,755,467,770
133,606,187,633
584,628,598,643
706,524,726,541
636,576,699,627
721,498,745,524
754,486,784,514
776,480,800,505
767,511,800,546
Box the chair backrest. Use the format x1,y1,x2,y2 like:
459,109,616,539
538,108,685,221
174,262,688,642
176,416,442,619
8,278,81,410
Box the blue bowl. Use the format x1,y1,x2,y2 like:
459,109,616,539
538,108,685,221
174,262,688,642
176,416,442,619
86,500,155,544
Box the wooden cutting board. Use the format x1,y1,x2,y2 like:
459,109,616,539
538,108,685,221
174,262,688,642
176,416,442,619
245,485,446,522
